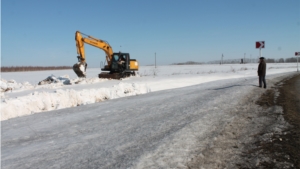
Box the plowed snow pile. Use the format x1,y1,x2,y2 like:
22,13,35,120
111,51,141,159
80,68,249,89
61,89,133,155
1,75,150,120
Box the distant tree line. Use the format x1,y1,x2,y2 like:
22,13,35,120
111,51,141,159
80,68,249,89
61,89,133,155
1,66,72,72
208,57,299,64
171,61,204,65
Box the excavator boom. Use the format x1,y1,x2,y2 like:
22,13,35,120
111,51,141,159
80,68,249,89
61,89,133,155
75,31,114,65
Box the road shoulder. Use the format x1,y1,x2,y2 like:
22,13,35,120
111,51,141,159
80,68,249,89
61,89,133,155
186,72,300,169
242,73,300,169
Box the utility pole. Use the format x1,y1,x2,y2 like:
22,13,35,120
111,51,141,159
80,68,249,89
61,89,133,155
250,54,252,63
244,53,246,64
221,54,224,65
295,52,300,72
155,52,156,68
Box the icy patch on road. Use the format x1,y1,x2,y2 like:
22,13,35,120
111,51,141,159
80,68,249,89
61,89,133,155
1,82,150,121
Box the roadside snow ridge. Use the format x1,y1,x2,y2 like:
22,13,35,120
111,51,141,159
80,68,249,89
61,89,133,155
1,82,150,121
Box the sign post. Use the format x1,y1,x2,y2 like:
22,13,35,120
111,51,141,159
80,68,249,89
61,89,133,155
296,52,300,72
256,41,265,60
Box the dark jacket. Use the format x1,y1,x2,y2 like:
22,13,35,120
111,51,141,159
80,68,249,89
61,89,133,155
258,60,266,76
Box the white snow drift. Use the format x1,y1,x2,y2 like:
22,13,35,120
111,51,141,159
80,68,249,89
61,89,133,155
1,82,150,121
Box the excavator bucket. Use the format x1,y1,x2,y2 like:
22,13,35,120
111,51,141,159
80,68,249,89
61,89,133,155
73,62,87,78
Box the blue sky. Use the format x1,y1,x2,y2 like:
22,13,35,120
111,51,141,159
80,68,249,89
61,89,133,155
1,0,299,67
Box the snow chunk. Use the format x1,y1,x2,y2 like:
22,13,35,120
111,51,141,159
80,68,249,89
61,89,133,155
38,75,71,85
1,78,34,93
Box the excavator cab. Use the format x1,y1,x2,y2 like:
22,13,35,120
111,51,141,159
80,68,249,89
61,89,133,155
109,53,129,72
99,53,137,79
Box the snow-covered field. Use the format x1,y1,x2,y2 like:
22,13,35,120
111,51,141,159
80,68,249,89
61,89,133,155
0,63,297,121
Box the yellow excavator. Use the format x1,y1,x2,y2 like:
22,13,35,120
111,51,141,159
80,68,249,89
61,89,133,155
73,31,139,79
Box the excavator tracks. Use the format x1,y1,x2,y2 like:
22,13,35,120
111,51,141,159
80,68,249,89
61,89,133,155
98,72,134,79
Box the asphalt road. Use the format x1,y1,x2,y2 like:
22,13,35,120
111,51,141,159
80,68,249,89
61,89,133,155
1,74,290,169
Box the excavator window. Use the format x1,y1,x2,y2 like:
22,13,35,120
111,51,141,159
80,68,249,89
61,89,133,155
119,55,125,61
113,55,119,61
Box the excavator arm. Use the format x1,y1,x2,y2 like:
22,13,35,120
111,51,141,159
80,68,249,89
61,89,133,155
73,31,114,77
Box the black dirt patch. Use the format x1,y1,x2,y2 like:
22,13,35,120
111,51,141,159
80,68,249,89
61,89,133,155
241,74,300,169
255,89,276,107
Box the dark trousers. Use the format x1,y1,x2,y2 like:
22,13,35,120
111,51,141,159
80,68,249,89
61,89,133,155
259,76,266,88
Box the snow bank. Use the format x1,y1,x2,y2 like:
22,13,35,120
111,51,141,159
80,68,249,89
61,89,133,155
1,82,150,121
0,75,109,96
1,79,34,92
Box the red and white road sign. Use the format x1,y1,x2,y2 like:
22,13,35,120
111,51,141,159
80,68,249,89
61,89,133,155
256,41,265,48
295,52,300,56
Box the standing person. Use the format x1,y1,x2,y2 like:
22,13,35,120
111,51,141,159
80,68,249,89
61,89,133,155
257,57,267,88
118,55,125,65
118,55,126,72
